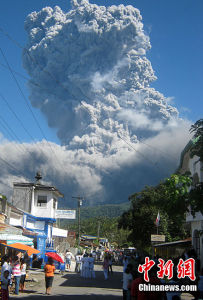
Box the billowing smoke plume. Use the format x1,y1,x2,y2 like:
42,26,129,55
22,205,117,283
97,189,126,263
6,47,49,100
23,0,178,146
0,0,191,206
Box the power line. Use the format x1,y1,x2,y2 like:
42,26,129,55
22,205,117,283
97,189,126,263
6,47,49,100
138,138,177,162
0,48,64,183
0,92,53,162
0,61,62,100
0,116,25,155
0,47,47,141
0,61,30,81
117,133,169,176
0,93,36,141
0,154,20,174
0,111,43,158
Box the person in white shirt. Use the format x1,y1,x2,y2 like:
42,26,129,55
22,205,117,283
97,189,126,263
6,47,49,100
75,254,82,273
123,264,133,300
65,249,74,270
20,258,27,292
1,256,11,281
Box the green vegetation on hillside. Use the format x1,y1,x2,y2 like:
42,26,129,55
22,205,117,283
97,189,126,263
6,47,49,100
80,202,130,219
59,203,131,247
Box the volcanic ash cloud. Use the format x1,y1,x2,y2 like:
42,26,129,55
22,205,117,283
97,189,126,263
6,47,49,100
18,0,190,204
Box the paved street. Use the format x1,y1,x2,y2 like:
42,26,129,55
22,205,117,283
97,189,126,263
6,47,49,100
10,264,123,300
9,264,195,300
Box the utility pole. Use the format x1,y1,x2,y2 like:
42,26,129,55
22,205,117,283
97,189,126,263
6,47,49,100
97,219,101,241
72,196,84,247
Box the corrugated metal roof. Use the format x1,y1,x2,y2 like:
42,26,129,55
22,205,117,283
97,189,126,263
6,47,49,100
0,222,22,235
154,237,192,247
0,223,33,245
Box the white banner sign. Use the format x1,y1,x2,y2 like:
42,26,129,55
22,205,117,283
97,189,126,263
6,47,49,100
55,210,76,219
151,234,165,242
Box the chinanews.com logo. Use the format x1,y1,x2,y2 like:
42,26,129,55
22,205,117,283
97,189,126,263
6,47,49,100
137,257,197,293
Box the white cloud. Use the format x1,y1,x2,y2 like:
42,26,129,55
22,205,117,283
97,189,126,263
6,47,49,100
0,0,192,206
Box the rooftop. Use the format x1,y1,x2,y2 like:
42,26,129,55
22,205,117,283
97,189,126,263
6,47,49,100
13,182,64,197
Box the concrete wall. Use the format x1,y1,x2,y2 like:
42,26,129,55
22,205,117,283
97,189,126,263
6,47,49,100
12,187,32,213
31,190,57,218
191,220,203,269
184,156,203,222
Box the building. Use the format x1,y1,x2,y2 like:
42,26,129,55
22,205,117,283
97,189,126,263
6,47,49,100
80,235,108,247
11,173,66,259
178,140,203,267
153,238,192,259
0,212,33,256
12,172,63,219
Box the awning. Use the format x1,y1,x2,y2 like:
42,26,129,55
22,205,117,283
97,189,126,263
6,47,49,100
8,243,40,256
0,242,40,256
0,243,26,252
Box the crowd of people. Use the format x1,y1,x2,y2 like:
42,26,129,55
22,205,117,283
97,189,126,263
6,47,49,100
64,249,114,280
1,254,27,299
2,247,202,299
0,253,58,298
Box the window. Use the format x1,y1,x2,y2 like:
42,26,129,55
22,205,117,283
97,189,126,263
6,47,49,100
37,196,47,207
53,198,57,209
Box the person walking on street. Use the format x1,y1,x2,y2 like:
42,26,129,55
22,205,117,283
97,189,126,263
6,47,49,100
20,258,27,292
108,253,113,275
123,256,129,272
88,253,95,279
44,257,55,295
75,253,82,273
103,254,109,280
81,253,90,278
12,256,21,295
123,264,133,300
65,249,74,271
1,270,10,300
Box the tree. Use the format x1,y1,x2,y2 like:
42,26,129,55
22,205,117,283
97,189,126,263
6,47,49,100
188,119,203,214
189,182,203,216
190,118,203,162
162,174,192,218
65,216,130,247
118,187,168,249
118,174,192,250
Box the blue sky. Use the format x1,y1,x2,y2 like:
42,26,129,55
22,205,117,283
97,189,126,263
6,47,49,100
0,0,202,144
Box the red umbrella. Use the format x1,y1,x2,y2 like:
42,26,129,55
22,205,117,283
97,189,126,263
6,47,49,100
45,252,64,263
